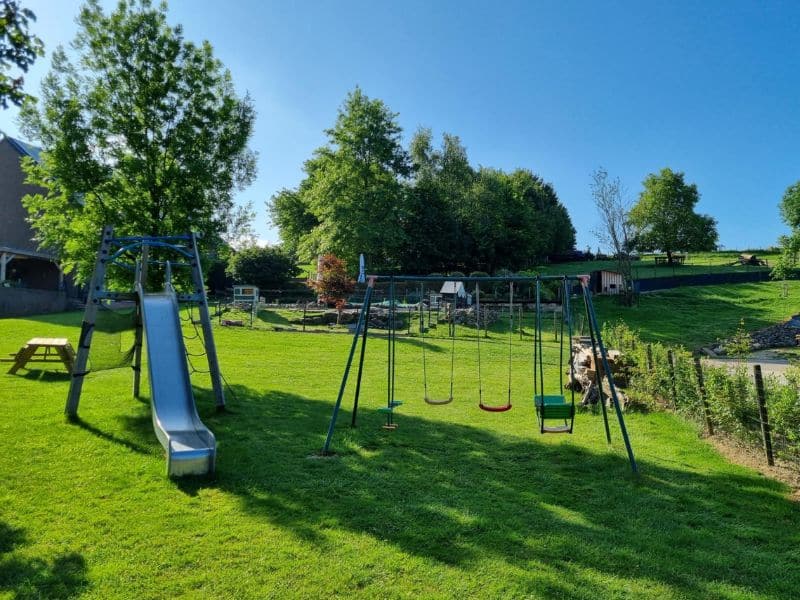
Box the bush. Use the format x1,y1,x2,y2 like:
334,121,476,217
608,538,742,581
307,254,355,307
226,245,299,290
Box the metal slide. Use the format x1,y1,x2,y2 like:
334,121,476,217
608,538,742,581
140,290,216,477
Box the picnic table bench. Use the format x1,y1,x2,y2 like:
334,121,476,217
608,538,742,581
734,253,768,266
2,338,76,374
654,254,686,265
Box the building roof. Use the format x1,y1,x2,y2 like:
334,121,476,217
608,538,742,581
0,244,56,261
3,134,42,162
440,281,466,297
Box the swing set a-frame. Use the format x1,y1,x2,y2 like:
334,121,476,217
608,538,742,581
321,274,638,474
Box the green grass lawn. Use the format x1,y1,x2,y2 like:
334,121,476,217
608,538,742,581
594,280,800,349
1,308,799,598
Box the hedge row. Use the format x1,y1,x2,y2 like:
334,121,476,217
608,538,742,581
602,322,800,462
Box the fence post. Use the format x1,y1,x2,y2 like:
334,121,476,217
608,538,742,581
553,310,558,341
646,344,653,373
667,349,677,407
693,357,714,435
753,365,775,466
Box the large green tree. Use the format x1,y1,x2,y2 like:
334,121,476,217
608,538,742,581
269,90,577,274
19,0,256,282
397,128,471,272
0,0,43,108
463,168,574,272
400,130,574,273
225,245,298,290
269,87,410,270
772,181,800,278
268,185,318,256
628,168,717,264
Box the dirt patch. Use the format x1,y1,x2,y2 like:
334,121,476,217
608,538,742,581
702,431,800,501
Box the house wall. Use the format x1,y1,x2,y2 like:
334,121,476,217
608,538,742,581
0,140,43,253
0,287,68,317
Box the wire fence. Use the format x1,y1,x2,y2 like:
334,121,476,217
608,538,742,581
603,322,800,468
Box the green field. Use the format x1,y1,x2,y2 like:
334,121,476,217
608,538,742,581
595,280,800,349
1,302,799,599
536,251,778,280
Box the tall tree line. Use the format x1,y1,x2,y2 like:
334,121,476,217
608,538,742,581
269,88,575,273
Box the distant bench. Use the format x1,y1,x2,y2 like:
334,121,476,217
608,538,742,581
735,254,768,266
654,254,686,265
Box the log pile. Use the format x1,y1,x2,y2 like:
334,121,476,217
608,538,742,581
565,338,629,408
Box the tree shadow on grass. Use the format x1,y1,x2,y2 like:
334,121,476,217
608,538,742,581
176,384,800,598
255,310,292,326
18,370,71,383
70,415,153,456
0,521,88,599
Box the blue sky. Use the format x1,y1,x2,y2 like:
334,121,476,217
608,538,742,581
2,0,799,252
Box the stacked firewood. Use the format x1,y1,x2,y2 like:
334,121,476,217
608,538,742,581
565,338,629,408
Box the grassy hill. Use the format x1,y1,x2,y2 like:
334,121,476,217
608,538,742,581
536,250,779,280
594,280,800,349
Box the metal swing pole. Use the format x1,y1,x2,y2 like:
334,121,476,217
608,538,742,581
392,278,398,410
475,282,483,406
420,284,429,400
564,277,576,432
351,278,375,427
322,277,375,454
507,281,514,407
580,277,639,475
385,277,395,429
534,278,544,432
536,279,544,399
582,284,612,444
532,279,538,408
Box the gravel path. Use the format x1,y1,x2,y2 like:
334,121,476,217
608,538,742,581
703,356,793,382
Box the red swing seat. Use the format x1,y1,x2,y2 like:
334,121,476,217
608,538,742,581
479,402,512,413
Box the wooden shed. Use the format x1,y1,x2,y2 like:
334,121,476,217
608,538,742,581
592,270,625,295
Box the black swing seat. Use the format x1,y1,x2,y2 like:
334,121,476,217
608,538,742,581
535,394,575,432
425,396,453,406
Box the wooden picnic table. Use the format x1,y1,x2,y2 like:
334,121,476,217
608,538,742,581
3,337,75,374
654,254,686,265
737,253,768,266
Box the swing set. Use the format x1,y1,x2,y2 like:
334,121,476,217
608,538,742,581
321,274,638,474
